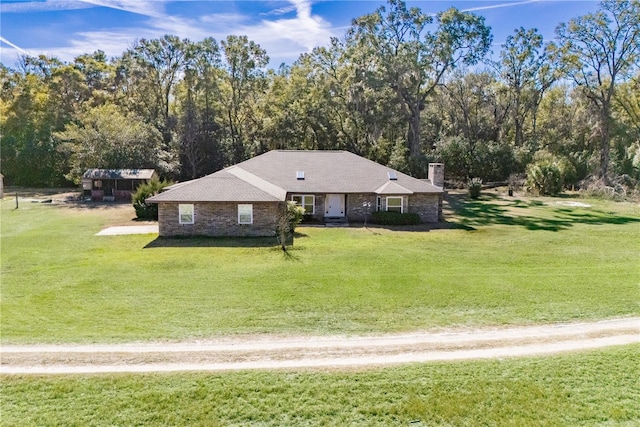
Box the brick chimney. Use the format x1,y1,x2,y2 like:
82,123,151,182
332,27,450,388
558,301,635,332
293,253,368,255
428,163,444,188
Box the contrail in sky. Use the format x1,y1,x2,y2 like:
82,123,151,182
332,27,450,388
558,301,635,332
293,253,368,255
0,36,31,56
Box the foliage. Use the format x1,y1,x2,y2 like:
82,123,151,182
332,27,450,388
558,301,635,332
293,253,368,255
579,175,640,201
525,150,581,195
276,201,305,250
499,27,557,147
435,136,515,181
526,153,564,195
550,0,640,179
348,0,492,158
55,104,169,183
370,211,422,225
1,1,640,189
131,179,172,220
468,178,482,199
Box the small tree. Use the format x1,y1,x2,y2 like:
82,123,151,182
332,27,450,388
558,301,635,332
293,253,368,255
132,179,172,220
468,177,482,199
526,152,563,195
276,201,305,251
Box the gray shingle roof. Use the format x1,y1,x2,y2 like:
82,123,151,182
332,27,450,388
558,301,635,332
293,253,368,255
148,150,442,203
83,169,157,180
147,170,284,203
238,151,442,194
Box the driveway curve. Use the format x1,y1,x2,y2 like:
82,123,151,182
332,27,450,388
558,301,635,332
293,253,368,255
2,317,638,375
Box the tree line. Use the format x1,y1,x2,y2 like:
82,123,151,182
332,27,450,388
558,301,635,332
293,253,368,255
1,0,638,195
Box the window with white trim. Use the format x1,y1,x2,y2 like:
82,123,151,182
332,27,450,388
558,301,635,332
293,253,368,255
238,204,253,224
386,196,403,213
376,196,382,212
291,195,315,214
179,204,194,224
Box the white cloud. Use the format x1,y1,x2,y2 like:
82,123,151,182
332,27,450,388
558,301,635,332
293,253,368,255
235,0,336,53
0,1,93,13
260,4,298,17
78,0,168,18
461,0,540,13
1,0,339,67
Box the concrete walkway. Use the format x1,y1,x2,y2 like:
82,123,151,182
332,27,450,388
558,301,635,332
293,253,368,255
95,225,158,236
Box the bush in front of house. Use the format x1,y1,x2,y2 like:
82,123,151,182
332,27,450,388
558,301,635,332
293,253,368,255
468,178,482,199
276,201,306,251
371,211,421,225
132,179,172,220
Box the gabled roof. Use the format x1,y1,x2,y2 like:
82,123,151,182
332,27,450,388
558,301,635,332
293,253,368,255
147,170,284,203
148,150,442,203
374,181,414,195
83,169,157,180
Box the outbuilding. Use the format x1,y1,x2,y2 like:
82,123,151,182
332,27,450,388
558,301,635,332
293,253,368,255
82,169,158,202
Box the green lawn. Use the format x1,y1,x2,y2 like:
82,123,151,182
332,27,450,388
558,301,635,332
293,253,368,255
1,192,639,343
2,345,638,426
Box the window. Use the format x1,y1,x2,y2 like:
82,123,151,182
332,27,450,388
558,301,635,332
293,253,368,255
376,196,382,212
291,195,315,214
179,204,194,224
386,196,403,213
238,204,253,224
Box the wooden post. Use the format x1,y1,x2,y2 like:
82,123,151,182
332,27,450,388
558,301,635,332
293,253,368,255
15,193,19,209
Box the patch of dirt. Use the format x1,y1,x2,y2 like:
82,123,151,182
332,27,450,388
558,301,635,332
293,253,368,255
551,201,592,208
2,317,638,375
3,187,149,227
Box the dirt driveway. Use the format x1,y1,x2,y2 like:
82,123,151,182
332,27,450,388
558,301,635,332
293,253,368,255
2,317,638,375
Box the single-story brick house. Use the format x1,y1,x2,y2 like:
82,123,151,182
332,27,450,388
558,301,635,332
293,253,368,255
82,169,158,202
147,150,444,237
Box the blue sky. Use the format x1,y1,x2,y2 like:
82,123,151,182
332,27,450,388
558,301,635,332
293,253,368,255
1,0,600,68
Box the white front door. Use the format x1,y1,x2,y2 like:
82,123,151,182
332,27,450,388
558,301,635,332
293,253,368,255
325,194,345,217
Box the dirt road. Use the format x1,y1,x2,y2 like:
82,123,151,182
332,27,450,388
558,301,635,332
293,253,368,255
2,317,638,375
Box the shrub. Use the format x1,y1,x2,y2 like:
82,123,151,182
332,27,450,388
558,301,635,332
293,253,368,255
276,201,306,250
468,178,482,199
132,179,172,220
371,211,421,225
578,175,639,201
525,152,565,195
286,201,305,232
526,161,563,195
435,136,515,182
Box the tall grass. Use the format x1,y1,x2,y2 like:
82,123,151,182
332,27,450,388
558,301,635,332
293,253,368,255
1,194,638,343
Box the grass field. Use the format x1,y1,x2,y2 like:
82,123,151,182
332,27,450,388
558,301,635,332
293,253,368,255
1,191,638,343
2,344,638,425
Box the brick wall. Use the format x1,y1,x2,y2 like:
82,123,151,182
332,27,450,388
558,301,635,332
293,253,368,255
346,194,377,222
346,193,441,223
158,202,282,237
407,193,441,223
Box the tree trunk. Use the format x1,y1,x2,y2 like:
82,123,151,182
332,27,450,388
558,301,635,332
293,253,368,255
599,106,611,183
514,117,524,147
407,104,422,158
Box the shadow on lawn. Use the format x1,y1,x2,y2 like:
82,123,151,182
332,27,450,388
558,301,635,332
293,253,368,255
144,232,308,249
446,193,640,231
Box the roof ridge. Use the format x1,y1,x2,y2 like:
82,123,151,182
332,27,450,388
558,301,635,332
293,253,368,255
226,166,287,200
374,181,413,195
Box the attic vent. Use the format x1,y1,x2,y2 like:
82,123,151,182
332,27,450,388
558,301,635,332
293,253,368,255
296,171,305,180
388,171,398,180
